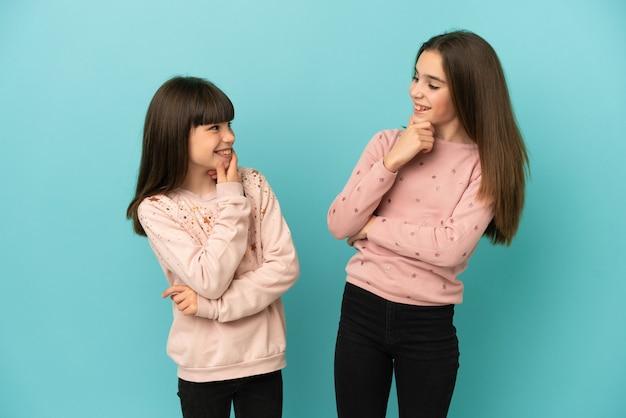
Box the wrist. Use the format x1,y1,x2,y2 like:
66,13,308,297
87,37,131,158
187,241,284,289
382,156,399,173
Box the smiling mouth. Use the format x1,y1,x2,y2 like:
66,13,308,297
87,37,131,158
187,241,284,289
415,104,431,112
215,149,232,156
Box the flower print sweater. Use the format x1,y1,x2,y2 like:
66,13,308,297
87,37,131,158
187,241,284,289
138,167,299,383
328,129,494,306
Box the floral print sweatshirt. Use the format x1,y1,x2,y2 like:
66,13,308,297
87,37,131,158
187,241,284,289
139,167,299,382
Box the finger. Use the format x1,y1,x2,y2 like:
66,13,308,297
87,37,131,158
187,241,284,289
215,161,226,183
230,149,238,168
162,286,186,298
183,300,197,315
227,151,239,182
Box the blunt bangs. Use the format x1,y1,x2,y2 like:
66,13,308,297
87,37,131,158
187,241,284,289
189,79,235,127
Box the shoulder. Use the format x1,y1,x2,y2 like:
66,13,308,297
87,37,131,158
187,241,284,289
137,193,178,217
239,167,272,196
372,128,402,143
239,167,268,185
365,129,403,153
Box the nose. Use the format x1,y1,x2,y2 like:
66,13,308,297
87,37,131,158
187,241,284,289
410,81,424,99
223,127,235,144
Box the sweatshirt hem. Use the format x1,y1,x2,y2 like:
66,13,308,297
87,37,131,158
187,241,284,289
176,353,286,383
345,276,462,306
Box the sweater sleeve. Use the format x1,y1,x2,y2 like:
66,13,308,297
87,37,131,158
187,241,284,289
138,183,251,299
366,171,494,267
197,173,299,322
327,131,397,239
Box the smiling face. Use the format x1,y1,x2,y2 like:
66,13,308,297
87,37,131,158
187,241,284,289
187,121,235,175
410,50,469,142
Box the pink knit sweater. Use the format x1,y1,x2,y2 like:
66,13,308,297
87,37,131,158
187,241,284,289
139,167,299,382
328,129,494,306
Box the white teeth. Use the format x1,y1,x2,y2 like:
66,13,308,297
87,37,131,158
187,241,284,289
216,149,232,155
415,105,430,111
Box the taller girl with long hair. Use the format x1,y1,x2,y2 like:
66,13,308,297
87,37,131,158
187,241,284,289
127,76,299,418
328,30,529,417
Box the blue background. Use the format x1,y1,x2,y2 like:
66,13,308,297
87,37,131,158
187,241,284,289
1,0,624,417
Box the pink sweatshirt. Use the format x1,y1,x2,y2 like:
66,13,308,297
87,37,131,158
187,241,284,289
138,167,299,383
328,129,494,306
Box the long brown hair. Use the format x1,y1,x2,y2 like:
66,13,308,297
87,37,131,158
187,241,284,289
417,30,529,245
126,76,235,236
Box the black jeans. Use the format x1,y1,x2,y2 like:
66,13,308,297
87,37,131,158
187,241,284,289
178,370,282,418
335,283,459,418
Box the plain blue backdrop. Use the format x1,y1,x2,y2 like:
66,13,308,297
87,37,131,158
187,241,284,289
1,0,624,417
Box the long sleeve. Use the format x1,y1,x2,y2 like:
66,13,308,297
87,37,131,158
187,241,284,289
366,171,493,267
327,131,397,239
327,129,494,306
196,169,299,322
138,182,251,299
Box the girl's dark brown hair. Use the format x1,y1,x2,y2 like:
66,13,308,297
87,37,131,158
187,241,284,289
126,76,235,235
417,30,529,245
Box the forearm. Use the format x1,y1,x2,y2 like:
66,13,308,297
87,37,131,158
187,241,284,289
328,159,396,239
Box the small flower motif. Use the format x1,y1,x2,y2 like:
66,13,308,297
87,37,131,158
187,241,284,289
353,208,359,213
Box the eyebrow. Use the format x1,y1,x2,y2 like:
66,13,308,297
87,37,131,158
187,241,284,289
415,70,447,84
